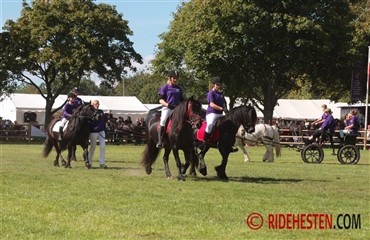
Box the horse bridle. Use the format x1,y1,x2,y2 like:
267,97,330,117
242,106,256,134
186,101,202,129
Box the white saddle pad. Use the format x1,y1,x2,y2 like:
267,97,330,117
52,120,69,132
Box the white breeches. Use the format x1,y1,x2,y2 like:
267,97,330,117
206,113,222,133
160,107,174,127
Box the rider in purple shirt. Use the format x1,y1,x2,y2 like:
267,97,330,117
308,108,335,143
156,70,184,148
59,92,78,140
204,77,227,142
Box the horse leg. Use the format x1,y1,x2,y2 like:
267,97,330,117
183,150,196,177
82,144,91,169
264,145,273,163
215,147,230,180
54,153,59,167
162,147,172,179
70,145,77,161
64,145,72,168
197,145,209,176
172,148,185,181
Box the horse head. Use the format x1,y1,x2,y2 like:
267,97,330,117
186,96,203,129
242,104,257,134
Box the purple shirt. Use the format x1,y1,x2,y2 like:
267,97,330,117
347,116,359,134
206,90,224,115
90,109,106,132
63,103,78,119
73,97,84,108
158,84,183,106
321,114,335,132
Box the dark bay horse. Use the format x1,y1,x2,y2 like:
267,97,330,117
194,105,257,180
141,97,203,181
42,104,97,168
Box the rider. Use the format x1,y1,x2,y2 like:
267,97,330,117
156,70,184,148
71,87,84,108
203,77,227,143
59,92,78,140
311,104,328,128
306,108,336,144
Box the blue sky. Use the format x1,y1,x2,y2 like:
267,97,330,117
0,0,185,65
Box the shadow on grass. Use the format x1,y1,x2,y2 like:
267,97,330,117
192,175,315,184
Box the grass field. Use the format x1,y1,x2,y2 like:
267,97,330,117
1,143,369,239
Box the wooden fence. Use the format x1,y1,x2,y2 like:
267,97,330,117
278,128,369,148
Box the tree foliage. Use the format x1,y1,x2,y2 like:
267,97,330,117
1,0,142,123
152,0,365,122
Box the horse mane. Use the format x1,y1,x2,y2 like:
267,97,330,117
217,105,247,127
170,99,189,134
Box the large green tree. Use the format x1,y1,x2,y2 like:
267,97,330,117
153,0,361,122
1,0,142,124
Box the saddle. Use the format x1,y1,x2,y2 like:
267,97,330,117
195,121,220,142
52,120,69,133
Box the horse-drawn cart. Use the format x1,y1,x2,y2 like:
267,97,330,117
301,133,361,164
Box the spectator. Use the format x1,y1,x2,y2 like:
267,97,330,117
88,99,108,169
339,109,360,141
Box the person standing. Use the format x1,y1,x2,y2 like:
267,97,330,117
156,70,184,148
88,99,108,169
203,77,227,143
59,92,78,140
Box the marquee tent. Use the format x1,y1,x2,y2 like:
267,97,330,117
225,98,346,120
0,93,149,124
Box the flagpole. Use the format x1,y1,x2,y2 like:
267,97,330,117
364,46,370,150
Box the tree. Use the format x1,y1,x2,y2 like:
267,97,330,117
153,0,360,122
1,0,142,124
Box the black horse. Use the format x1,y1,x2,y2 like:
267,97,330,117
141,97,203,181
42,104,97,168
194,105,257,180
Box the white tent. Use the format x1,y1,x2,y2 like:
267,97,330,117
0,93,149,124
225,98,346,120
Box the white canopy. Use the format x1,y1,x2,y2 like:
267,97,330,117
0,93,149,124
225,98,346,120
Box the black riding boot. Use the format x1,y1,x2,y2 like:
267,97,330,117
156,126,165,149
58,126,63,140
200,132,211,149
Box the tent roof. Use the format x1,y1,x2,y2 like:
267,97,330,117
7,93,66,112
3,93,148,114
226,98,345,120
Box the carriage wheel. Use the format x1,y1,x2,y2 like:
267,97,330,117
301,144,324,163
337,145,360,164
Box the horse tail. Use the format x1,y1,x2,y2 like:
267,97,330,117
42,136,54,158
272,126,281,158
140,137,160,169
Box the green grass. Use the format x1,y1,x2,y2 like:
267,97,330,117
1,143,369,239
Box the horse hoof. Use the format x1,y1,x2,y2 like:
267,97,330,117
145,166,152,175
178,175,186,181
199,166,207,176
85,164,91,169
215,166,228,180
